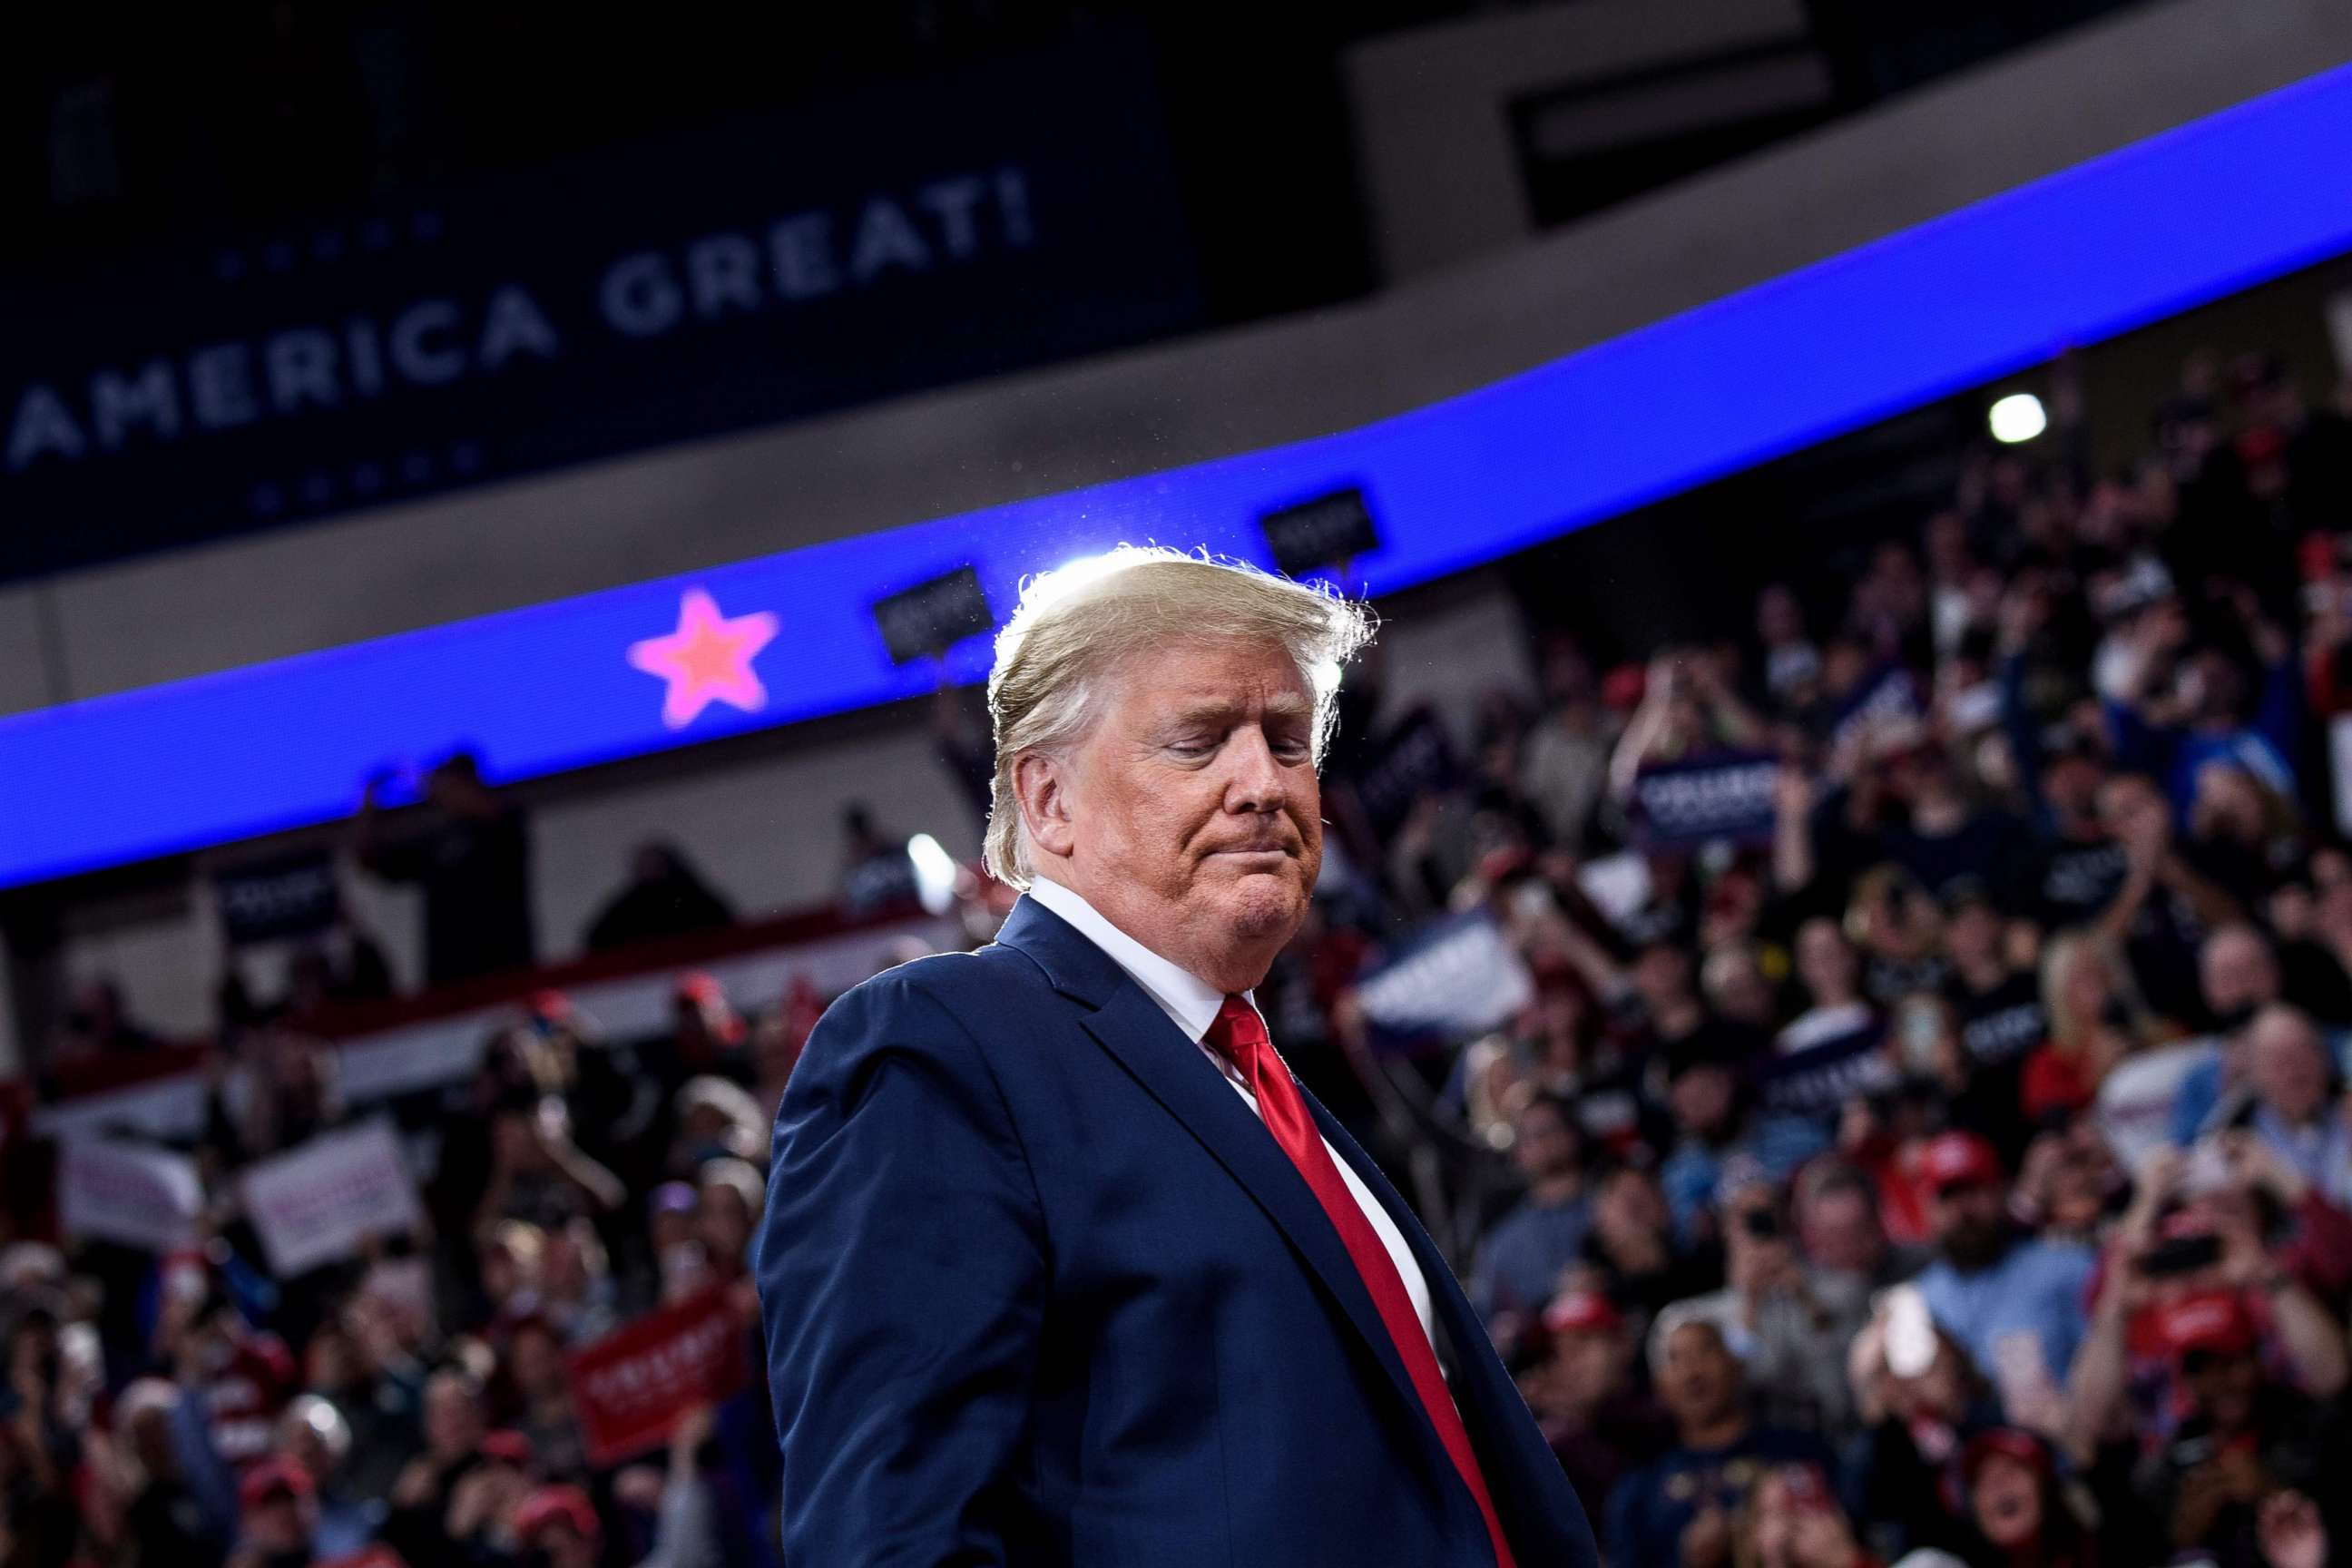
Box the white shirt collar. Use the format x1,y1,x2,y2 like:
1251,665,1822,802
1024,876,1247,1044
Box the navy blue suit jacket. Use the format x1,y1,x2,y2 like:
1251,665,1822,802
755,896,1599,1566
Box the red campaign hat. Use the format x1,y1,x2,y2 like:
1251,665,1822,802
1918,1132,2004,1194
673,971,747,1046
526,989,576,1024
2154,1289,2259,1362
1600,664,1648,711
479,1429,535,1467
514,1485,602,1545
2237,425,2287,467
1541,1290,1625,1338
1961,1427,2052,1484
238,1455,314,1511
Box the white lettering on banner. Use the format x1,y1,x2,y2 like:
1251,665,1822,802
188,345,259,428
849,199,931,279
578,1315,736,1406
477,286,561,369
388,300,464,384
920,178,986,258
93,360,181,447
267,330,340,412
346,317,386,396
768,214,838,299
1637,760,1778,835
8,385,85,466
996,168,1034,244
218,861,336,929
5,165,1042,476
687,236,763,319
603,255,683,338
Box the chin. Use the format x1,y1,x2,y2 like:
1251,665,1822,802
1219,874,1307,942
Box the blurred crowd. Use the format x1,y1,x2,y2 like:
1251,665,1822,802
6,344,2352,1568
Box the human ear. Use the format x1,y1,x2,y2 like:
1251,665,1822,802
1014,751,1076,861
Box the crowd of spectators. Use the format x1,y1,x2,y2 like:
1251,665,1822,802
5,344,2352,1568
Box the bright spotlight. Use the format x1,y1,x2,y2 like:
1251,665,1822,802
906,833,958,915
1988,392,2047,444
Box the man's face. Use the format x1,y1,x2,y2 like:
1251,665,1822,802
534,1524,598,1568
1658,1323,1740,1433
2249,1013,2329,1122
1945,904,1999,971
1632,946,1691,1014
510,1328,566,1398
1668,1065,1736,1142
1511,1102,1578,1183
2097,776,2165,845
1551,1329,1623,1407
2183,1350,2262,1431
2201,930,2278,1022
1971,1455,2042,1551
1047,639,1322,975
1799,1190,1882,1275
1795,920,1854,1002
247,1494,309,1553
1930,1181,2007,1269
423,1376,483,1457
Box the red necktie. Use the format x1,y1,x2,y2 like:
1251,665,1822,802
1205,995,1517,1568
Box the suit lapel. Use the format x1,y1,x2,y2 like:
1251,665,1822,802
994,901,1450,1482
1301,1083,1570,1562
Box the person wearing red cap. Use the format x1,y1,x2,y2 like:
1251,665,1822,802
1907,1130,2096,1414
228,1456,316,1568
1524,1289,1670,1556
513,1485,602,1568
2126,1289,2345,1567
444,1429,538,1560
1952,1427,2094,1568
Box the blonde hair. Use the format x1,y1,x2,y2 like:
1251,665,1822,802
981,546,1375,887
2038,927,2151,1056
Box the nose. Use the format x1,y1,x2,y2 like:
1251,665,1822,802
1221,724,1286,814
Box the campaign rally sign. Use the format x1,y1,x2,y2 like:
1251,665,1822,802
213,848,340,946
1756,1012,1899,1117
567,1286,750,1466
1353,706,1459,839
1829,663,1925,755
58,1137,204,1252
1355,910,1534,1044
1259,485,1380,580
1631,750,1779,848
240,1119,423,1276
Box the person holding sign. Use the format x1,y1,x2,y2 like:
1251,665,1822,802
756,548,1597,1566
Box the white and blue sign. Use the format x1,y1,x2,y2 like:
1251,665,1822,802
1632,750,1781,848
1355,910,1535,1044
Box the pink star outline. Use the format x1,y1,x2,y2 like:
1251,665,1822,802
626,588,781,730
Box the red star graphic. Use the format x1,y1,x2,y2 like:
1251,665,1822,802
627,588,780,730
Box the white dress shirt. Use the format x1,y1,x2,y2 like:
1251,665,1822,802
1026,877,1445,1369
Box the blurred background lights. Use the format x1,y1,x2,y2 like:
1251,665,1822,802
1988,391,2048,443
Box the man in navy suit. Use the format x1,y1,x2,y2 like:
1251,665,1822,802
756,546,1599,1565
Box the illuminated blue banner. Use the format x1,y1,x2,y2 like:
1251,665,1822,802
5,62,2352,888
